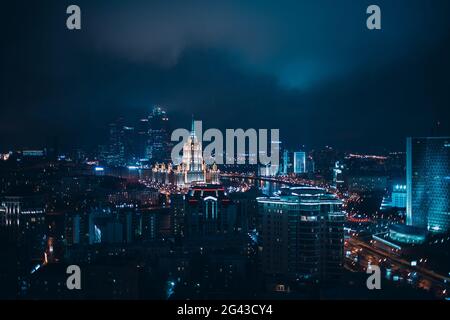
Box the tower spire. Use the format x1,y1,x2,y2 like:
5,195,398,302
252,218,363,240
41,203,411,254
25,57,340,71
191,114,195,136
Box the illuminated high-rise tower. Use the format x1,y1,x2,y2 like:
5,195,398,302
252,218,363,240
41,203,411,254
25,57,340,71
180,117,206,184
151,117,219,186
407,137,450,233
148,105,171,163
293,151,306,174
137,118,150,159
182,117,203,172
107,119,125,167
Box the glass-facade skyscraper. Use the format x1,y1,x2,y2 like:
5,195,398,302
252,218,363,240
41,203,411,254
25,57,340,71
148,106,171,163
406,137,450,233
293,151,306,174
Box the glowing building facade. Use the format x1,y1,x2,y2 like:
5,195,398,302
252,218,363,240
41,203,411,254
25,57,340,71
151,119,220,187
293,151,306,174
147,106,171,163
407,137,450,233
392,184,407,209
180,119,206,184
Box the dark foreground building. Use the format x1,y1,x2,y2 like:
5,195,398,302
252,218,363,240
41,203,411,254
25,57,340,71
257,187,345,286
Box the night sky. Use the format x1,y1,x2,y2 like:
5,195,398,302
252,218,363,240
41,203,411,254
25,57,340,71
1,0,450,152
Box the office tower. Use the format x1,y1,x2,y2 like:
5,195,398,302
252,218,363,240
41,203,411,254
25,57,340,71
332,161,345,189
97,144,109,164
281,150,291,175
228,188,259,233
311,147,339,181
107,119,125,167
407,137,450,233
170,193,186,239
184,184,237,237
282,150,313,175
122,126,137,165
134,207,170,241
148,106,171,163
137,118,150,159
257,187,345,283
293,151,306,174
88,208,125,244
392,184,407,208
381,183,408,211
305,155,315,173
65,213,86,246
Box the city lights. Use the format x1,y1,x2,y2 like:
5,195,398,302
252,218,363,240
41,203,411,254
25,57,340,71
0,0,449,308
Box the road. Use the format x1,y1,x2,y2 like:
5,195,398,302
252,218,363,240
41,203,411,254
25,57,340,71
345,237,449,298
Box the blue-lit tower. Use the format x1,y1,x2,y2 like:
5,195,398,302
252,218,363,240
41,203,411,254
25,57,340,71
406,137,450,233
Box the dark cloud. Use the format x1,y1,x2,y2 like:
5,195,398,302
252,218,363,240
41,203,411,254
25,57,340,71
1,0,449,152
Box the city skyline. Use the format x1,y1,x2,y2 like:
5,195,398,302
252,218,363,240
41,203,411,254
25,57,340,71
1,108,445,155
1,0,450,305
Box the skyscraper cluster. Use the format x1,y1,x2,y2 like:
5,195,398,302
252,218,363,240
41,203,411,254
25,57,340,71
100,106,172,167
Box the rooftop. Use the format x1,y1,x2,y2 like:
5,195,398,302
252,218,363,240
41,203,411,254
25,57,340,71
257,187,341,204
